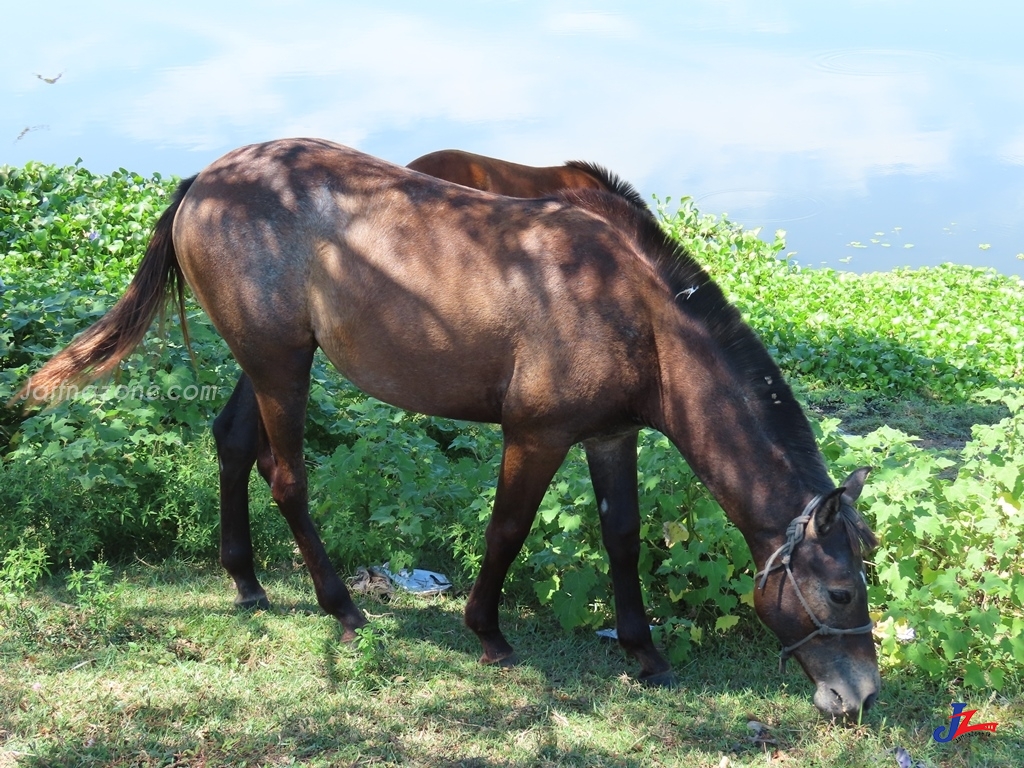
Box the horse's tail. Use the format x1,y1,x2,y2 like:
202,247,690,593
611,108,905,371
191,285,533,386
9,176,197,407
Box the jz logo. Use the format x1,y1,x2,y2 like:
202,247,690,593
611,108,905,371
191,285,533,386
932,703,999,742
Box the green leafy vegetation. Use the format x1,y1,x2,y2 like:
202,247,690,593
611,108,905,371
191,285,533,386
658,199,1022,400
835,388,1024,691
2,164,1023,758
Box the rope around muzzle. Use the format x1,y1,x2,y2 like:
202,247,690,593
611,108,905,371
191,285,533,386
755,495,875,673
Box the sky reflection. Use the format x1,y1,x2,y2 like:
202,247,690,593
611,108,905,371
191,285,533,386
3,1,1022,277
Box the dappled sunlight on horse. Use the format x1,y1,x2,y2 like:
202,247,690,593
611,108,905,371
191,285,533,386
212,148,647,585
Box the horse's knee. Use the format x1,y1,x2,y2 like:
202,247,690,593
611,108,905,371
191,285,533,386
603,523,641,560
269,475,306,509
255,447,275,485
605,517,640,540
211,404,232,444
213,416,257,472
484,519,532,549
213,376,261,470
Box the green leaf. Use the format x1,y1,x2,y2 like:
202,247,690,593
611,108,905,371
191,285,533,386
533,574,558,603
715,615,740,632
963,662,987,688
663,519,688,546
558,511,582,533
550,567,599,632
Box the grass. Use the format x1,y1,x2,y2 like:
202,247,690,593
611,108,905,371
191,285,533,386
1,561,1020,767
801,388,1009,453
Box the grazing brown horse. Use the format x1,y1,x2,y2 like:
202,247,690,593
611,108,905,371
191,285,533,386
209,149,643,617
406,148,624,200
14,138,880,718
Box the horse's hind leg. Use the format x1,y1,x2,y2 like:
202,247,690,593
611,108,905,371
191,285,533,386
248,349,367,640
584,433,675,686
464,430,570,666
212,373,269,610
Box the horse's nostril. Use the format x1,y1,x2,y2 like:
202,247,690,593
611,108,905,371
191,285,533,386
862,692,878,711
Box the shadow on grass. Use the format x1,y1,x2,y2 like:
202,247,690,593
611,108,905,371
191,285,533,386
310,597,816,762
6,564,1020,767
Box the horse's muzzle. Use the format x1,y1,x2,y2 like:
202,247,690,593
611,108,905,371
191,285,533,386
813,670,881,720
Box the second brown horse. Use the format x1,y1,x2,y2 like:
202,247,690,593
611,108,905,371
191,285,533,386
406,148,623,198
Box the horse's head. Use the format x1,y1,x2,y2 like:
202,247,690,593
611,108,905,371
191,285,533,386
753,467,880,719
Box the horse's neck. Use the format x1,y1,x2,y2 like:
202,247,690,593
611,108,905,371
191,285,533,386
651,329,809,561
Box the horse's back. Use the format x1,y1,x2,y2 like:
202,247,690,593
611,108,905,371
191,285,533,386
406,149,491,190
407,148,607,197
172,139,659,429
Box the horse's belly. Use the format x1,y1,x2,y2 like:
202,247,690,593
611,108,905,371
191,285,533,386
319,340,509,424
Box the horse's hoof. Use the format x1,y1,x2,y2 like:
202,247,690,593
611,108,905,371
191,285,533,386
638,669,678,688
480,652,519,668
338,616,370,644
234,595,271,612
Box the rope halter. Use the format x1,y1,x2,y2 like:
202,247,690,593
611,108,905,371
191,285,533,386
754,494,875,673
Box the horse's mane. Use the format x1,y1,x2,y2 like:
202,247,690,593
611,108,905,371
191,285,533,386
564,160,650,211
555,188,876,552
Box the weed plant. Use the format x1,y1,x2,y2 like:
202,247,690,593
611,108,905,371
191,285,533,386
2,164,1022,724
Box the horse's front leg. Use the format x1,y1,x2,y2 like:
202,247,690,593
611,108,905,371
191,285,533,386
212,373,269,610
464,430,570,666
584,433,675,686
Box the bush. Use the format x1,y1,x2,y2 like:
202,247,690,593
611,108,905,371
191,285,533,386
657,196,1024,400
831,387,1024,689
3,163,1022,689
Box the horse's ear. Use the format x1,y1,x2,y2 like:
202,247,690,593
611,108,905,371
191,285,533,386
812,488,845,537
812,467,871,537
840,466,871,503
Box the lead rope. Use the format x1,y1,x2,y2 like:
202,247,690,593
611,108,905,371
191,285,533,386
755,495,875,674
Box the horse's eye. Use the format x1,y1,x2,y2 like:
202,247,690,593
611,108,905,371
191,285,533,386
828,589,852,605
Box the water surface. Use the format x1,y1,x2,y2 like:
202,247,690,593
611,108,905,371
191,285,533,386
3,1,1022,277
